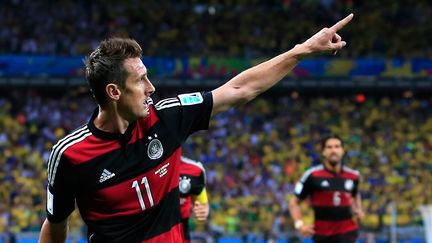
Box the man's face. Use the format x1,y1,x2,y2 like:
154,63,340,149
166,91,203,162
118,57,155,121
322,138,344,165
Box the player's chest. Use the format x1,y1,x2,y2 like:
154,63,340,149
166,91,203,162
74,126,183,198
311,176,355,192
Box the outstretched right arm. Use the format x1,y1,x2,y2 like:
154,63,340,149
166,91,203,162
211,14,354,116
39,219,68,243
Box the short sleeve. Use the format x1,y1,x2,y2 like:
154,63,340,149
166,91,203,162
46,156,77,223
294,173,313,200
352,175,360,196
179,156,206,196
189,170,206,195
154,92,213,142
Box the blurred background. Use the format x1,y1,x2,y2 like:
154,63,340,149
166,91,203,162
0,0,431,242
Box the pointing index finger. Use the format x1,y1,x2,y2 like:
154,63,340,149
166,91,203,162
330,13,354,32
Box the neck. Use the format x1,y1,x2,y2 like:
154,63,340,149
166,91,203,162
94,106,129,134
324,161,342,173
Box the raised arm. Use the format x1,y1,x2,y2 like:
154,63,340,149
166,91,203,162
211,13,354,116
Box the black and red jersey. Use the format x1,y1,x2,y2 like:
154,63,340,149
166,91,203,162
45,92,212,243
294,164,360,242
178,155,206,241
179,155,206,220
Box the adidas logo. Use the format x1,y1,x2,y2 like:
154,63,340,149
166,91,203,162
321,180,330,187
99,169,115,183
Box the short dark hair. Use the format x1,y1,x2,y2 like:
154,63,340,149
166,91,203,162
85,38,142,106
321,135,344,150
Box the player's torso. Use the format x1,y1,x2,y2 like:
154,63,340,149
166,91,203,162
308,167,359,237
73,125,178,213
66,115,184,242
308,169,358,207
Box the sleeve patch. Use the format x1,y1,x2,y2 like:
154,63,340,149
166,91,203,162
47,187,54,214
178,92,203,106
294,182,304,195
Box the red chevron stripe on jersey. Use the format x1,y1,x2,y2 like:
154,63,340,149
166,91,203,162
79,150,181,221
65,108,159,165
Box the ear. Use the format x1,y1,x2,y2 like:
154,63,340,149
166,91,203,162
106,83,121,101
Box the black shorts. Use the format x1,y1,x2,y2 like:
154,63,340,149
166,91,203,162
313,229,358,243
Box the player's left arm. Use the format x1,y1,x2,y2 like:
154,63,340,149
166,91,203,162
39,218,68,243
352,193,365,222
192,188,209,222
352,176,365,224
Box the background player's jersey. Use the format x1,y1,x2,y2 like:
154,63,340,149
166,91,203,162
45,92,213,243
179,155,206,219
179,155,206,241
294,164,360,239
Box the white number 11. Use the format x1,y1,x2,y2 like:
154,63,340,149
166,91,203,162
132,176,154,211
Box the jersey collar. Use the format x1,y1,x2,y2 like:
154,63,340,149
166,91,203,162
87,108,137,143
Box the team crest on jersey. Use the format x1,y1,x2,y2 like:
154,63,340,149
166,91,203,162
345,179,354,191
147,137,163,160
179,176,192,194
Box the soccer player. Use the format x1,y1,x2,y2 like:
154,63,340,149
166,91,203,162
179,154,209,242
39,14,354,243
289,135,364,243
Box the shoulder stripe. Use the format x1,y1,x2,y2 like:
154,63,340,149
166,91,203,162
51,125,87,151
48,129,91,186
181,156,206,183
155,102,181,110
300,164,324,183
343,166,360,176
155,98,179,107
181,156,205,171
48,127,90,181
49,130,92,185
47,125,88,178
155,97,181,110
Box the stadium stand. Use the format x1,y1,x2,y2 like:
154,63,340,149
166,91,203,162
1,90,431,241
0,0,431,57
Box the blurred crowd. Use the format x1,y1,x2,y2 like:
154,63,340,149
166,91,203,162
188,94,432,236
1,89,431,236
1,0,431,58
